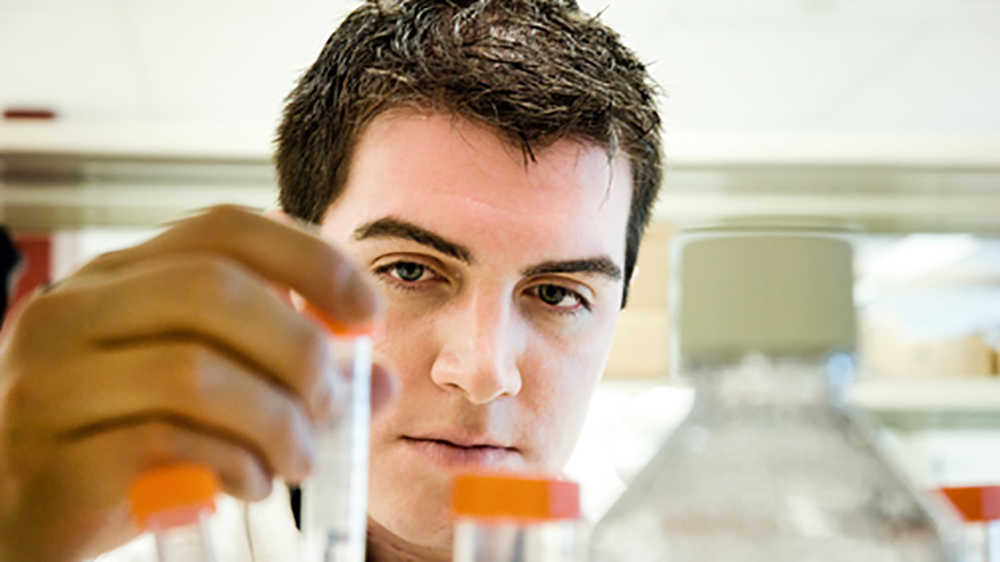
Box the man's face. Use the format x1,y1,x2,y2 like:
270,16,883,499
320,110,632,549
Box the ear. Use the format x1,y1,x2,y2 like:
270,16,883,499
630,265,640,287
262,207,305,312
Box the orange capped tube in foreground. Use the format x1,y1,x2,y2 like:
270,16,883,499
129,462,220,562
452,472,584,562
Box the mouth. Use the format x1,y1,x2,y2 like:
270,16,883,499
401,436,520,469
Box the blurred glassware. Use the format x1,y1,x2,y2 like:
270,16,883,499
301,305,372,562
589,226,962,562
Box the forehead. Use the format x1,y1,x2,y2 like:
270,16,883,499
324,109,632,263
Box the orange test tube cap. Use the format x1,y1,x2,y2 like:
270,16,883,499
452,473,580,521
940,486,1000,523
129,463,220,530
305,301,374,337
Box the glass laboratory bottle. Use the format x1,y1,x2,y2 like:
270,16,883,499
301,303,373,562
453,472,585,562
129,462,220,562
589,226,962,562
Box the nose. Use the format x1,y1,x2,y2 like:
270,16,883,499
430,285,523,404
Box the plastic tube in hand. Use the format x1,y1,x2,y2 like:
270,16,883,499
129,463,220,562
302,304,373,562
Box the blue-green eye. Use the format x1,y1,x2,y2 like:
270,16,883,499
392,262,425,282
538,284,569,305
373,259,444,291
535,284,587,311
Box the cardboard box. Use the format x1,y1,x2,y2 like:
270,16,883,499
604,308,670,378
863,315,996,378
604,221,672,378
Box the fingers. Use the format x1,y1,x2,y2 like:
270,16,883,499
71,205,380,329
52,421,276,507
0,205,383,560
33,252,339,421
8,424,276,562
41,342,318,483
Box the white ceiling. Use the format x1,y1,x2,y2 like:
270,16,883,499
592,0,1000,135
1,0,998,138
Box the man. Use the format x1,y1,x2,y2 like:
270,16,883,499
0,0,661,560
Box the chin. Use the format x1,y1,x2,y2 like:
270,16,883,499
368,463,458,552
368,433,537,549
396,514,454,551
367,514,454,562
367,495,456,562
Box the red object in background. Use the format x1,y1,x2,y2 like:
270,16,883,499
10,235,52,309
941,486,1000,523
3,108,56,120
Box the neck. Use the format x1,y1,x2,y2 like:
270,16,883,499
366,518,451,562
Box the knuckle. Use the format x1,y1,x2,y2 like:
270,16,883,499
18,289,62,320
156,344,215,401
12,294,55,332
3,376,38,419
88,249,125,270
12,290,77,338
202,204,250,232
70,249,128,278
179,255,252,310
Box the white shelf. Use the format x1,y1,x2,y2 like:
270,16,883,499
0,121,274,160
652,165,1000,235
849,377,1000,430
596,376,1000,432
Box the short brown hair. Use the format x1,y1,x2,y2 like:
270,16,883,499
276,0,661,306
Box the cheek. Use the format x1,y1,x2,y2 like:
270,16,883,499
373,299,438,374
369,305,439,426
519,324,611,470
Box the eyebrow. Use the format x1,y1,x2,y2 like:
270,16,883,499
522,257,622,281
352,217,474,263
352,216,621,282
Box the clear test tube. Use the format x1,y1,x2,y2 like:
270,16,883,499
301,303,373,562
940,486,1000,562
452,473,585,562
128,463,220,562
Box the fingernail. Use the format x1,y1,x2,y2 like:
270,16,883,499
299,443,316,479
344,268,380,322
316,360,344,421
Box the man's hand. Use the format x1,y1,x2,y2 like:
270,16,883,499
0,206,387,562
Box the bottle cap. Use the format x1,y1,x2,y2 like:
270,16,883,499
940,486,1000,522
305,301,374,337
129,463,220,530
676,226,856,359
452,473,580,521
